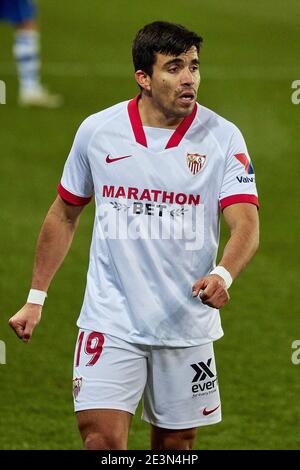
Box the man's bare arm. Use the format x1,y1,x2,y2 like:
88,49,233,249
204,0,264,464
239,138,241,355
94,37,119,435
192,203,259,308
9,195,86,342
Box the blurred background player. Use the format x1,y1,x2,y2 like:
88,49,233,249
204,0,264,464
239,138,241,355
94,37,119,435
0,0,62,107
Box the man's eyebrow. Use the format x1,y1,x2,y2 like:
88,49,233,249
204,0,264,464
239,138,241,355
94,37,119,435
162,58,183,67
163,57,200,67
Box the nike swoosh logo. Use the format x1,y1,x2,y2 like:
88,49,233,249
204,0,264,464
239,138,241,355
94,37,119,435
106,154,132,163
203,405,220,416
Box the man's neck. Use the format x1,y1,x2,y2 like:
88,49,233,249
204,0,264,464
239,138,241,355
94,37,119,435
138,94,184,129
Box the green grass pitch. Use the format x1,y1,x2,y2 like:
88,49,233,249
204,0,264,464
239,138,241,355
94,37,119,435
0,0,299,449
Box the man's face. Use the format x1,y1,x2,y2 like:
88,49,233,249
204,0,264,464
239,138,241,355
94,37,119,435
148,46,200,119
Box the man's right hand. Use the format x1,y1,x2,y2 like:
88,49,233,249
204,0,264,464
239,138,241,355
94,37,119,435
9,304,42,343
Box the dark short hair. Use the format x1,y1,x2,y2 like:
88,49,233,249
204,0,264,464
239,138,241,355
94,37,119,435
132,21,203,76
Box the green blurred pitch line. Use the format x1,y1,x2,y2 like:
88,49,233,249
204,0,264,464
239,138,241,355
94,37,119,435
0,62,299,79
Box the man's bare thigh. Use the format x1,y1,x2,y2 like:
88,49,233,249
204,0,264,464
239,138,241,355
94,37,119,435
76,409,132,450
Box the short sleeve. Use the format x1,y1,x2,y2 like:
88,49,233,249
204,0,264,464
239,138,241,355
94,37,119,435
58,117,95,206
219,126,259,211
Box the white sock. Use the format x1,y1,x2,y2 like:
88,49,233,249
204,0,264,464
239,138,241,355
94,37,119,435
13,30,41,92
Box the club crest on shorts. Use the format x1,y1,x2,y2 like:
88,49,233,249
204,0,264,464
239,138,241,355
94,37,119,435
73,377,82,400
186,153,207,175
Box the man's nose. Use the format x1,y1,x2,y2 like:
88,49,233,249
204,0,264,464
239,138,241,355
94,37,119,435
180,68,195,85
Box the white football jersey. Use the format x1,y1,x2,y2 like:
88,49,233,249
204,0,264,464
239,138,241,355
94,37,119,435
59,96,259,346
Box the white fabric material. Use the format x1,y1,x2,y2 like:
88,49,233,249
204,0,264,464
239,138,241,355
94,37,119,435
73,329,221,428
210,266,233,289
143,126,174,152
60,100,258,346
27,289,47,306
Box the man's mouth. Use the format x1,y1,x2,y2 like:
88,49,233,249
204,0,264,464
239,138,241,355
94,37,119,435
177,91,195,104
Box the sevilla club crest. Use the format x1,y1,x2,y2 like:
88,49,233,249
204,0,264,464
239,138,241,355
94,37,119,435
186,153,207,175
73,377,82,400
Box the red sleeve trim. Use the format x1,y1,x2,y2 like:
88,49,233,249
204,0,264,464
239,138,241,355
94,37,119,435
220,194,259,210
58,183,92,206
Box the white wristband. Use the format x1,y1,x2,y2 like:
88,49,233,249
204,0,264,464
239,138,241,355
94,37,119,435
27,289,47,306
209,266,233,289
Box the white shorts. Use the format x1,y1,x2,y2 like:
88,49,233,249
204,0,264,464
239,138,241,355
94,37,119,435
73,329,221,429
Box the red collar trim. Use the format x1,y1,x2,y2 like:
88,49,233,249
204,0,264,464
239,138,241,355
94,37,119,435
127,95,147,147
165,103,197,149
127,95,197,149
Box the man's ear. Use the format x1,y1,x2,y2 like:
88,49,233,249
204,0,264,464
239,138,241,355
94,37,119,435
135,70,151,92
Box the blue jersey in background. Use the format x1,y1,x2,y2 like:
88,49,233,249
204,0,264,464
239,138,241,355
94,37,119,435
0,0,36,24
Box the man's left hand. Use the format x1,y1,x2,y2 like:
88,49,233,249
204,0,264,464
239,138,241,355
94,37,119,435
192,274,230,309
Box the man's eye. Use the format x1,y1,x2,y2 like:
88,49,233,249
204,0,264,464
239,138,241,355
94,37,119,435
169,67,178,73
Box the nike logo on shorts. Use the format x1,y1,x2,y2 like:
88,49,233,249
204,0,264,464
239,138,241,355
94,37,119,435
106,154,132,163
202,404,220,416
